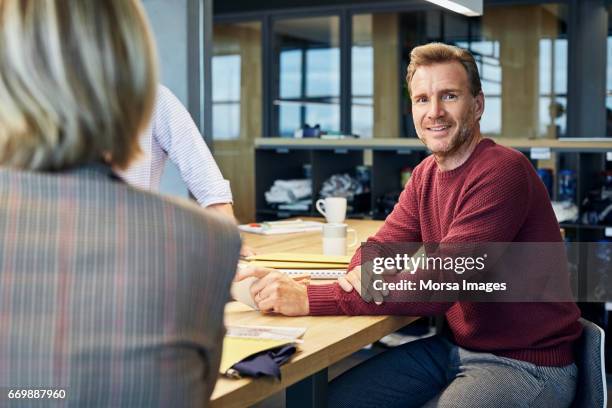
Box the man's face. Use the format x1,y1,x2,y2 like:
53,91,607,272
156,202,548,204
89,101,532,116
410,61,484,157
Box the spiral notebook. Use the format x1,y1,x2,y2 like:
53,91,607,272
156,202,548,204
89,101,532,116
246,252,351,265
278,269,345,280
246,253,348,279
248,261,349,269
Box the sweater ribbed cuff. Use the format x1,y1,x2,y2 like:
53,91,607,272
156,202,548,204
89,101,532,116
307,284,342,315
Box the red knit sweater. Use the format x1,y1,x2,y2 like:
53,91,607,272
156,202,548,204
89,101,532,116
308,138,582,366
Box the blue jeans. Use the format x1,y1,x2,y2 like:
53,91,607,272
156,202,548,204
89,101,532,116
329,335,576,408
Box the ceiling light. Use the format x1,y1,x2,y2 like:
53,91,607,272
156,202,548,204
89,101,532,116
423,0,483,16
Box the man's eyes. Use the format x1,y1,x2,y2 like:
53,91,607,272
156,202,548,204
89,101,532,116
414,94,457,104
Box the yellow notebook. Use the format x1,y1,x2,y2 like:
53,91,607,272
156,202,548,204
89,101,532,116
219,325,306,374
246,252,351,267
248,260,348,269
219,337,293,374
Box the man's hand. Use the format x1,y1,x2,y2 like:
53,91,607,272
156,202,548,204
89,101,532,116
235,267,310,316
338,266,362,295
337,264,389,305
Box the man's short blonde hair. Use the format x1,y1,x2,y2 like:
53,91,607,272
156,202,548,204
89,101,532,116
406,43,482,98
0,0,158,171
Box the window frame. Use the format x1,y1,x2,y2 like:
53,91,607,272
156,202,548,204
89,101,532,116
213,0,612,140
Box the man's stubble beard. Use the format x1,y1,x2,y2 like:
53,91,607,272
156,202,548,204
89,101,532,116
425,104,477,159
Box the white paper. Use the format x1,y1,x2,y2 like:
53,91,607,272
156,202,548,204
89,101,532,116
530,147,551,160
230,276,259,310
239,220,323,235
227,325,307,341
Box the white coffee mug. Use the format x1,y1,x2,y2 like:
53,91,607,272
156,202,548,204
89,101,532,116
316,197,347,223
322,223,358,256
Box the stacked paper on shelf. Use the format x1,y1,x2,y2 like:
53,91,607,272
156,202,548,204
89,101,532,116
238,219,323,235
264,179,311,204
278,199,311,211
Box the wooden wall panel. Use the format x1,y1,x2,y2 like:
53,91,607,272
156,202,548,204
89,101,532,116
484,6,560,139
373,13,400,138
213,23,262,223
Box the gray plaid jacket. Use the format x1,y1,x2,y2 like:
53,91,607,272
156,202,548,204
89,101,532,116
0,165,240,407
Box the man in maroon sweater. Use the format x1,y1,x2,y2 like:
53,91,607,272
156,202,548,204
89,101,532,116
241,43,582,407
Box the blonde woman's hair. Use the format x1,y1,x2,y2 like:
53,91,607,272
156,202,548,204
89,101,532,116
406,42,482,98
0,0,158,171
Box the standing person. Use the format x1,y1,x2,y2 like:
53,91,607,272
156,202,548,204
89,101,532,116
120,85,233,216
0,1,240,406
120,84,254,256
239,43,582,407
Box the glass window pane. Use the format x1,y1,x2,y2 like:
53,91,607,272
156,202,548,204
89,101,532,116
481,97,501,135
352,14,374,138
212,104,240,140
607,6,612,137
279,103,301,137
555,39,568,95
273,16,340,136
306,48,340,97
352,47,373,96
539,39,552,96
305,103,340,133
280,50,302,99
352,101,373,138
212,55,241,102
555,97,567,137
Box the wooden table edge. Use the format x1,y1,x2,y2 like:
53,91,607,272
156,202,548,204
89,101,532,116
210,315,419,408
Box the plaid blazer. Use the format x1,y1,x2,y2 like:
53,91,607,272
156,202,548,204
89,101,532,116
0,165,240,407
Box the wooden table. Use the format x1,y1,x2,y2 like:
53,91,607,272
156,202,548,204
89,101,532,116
210,219,418,408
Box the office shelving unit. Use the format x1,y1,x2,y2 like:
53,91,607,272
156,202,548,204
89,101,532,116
255,137,612,318
255,137,612,240
255,139,425,221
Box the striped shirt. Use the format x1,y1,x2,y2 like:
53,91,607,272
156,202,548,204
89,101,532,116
0,164,241,406
120,85,233,207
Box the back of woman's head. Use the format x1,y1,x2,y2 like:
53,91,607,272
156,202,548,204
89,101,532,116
0,0,158,171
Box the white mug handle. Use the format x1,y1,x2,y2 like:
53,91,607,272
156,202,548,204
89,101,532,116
347,228,358,248
315,199,327,218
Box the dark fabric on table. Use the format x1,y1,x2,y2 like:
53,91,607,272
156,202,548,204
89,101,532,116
232,345,296,379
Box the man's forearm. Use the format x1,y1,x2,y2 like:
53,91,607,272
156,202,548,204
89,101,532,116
206,202,235,221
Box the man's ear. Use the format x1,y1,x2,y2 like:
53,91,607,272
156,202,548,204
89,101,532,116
474,91,485,121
